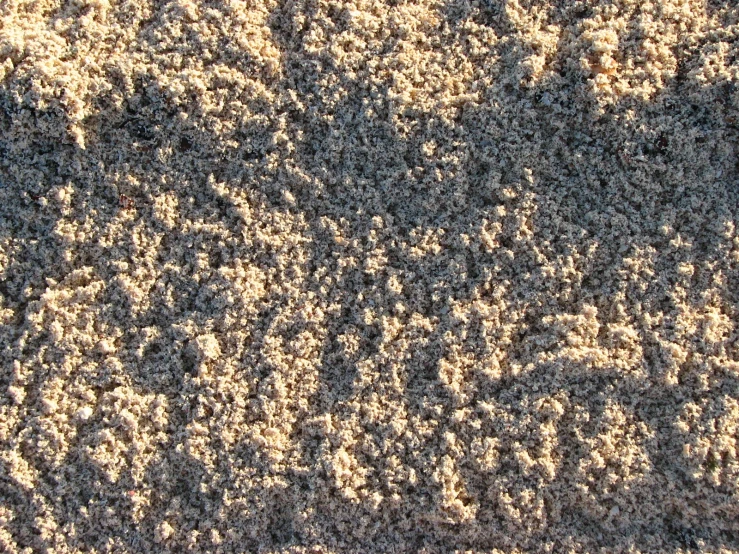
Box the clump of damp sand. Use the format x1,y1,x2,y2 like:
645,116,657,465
1,0,738,552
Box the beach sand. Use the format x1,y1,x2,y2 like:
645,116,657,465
1,0,738,551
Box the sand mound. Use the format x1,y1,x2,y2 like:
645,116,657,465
1,0,738,552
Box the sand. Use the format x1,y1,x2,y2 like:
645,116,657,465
0,0,738,552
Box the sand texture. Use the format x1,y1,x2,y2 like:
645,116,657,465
1,0,739,552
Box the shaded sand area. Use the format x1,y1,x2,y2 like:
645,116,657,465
1,0,739,552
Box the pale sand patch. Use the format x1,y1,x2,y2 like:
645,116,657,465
1,0,738,552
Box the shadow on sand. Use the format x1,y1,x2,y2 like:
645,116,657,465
0,0,738,551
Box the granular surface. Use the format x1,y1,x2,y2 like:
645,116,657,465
1,1,738,552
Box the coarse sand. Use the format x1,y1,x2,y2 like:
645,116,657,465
1,0,739,552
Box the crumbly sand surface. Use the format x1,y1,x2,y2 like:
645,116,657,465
1,0,739,552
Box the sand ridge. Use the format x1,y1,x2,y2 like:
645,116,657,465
0,0,738,552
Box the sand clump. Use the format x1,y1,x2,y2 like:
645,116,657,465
0,0,738,552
